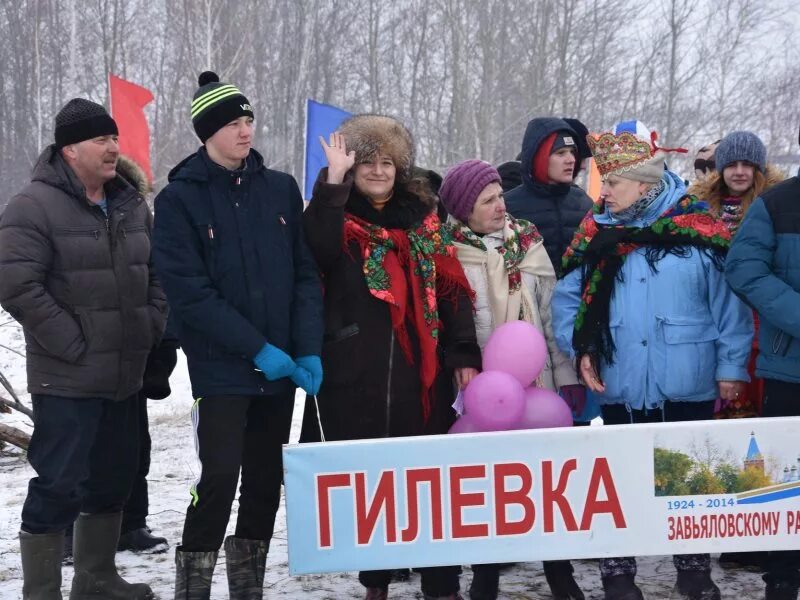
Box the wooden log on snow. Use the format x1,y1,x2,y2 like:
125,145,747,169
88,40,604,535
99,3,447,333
0,422,30,450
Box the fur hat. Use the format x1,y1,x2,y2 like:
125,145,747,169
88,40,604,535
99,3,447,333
339,114,415,182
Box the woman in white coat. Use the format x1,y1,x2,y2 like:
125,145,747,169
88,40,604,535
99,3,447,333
439,159,584,600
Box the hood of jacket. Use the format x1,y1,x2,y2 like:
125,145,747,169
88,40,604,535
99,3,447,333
519,117,577,190
31,144,138,206
116,155,151,197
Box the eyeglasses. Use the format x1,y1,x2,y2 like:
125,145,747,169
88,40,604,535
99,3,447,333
694,158,715,172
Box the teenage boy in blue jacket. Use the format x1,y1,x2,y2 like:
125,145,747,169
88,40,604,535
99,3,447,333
153,72,323,599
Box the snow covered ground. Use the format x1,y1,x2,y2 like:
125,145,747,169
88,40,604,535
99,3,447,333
0,314,767,599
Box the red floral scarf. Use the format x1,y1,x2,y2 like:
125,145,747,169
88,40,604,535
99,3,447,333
343,212,473,420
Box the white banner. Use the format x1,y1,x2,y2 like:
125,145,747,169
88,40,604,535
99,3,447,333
283,417,800,575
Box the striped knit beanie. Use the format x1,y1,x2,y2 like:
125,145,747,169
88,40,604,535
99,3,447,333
191,71,253,143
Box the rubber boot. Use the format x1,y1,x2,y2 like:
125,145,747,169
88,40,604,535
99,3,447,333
20,531,64,600
224,536,267,600
765,581,800,600
602,574,644,600
670,570,721,600
364,587,388,600
544,560,585,600
69,513,154,599
469,565,499,600
174,547,218,600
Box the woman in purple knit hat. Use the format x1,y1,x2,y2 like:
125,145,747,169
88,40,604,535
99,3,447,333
439,159,585,600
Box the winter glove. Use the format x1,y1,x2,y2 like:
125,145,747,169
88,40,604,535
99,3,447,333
290,366,314,394
295,355,323,395
141,344,178,400
253,343,297,381
559,384,586,417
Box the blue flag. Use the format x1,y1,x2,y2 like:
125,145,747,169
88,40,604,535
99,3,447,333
304,99,352,200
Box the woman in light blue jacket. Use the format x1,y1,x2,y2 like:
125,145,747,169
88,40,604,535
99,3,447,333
552,121,753,600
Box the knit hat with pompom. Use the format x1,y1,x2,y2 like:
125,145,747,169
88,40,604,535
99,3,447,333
190,71,253,142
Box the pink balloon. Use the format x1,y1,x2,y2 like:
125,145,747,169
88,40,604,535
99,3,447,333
462,371,525,432
483,320,547,388
448,415,481,434
514,386,573,430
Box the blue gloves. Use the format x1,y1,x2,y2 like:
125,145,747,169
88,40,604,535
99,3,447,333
295,355,323,395
253,344,296,381
253,345,322,395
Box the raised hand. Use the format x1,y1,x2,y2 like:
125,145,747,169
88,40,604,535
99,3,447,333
319,132,355,184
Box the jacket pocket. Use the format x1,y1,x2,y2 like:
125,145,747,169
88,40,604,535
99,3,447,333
658,316,719,399
75,309,92,359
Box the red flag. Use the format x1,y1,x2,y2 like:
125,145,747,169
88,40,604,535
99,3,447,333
109,74,154,184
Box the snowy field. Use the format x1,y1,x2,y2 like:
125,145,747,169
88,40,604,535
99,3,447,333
0,314,767,599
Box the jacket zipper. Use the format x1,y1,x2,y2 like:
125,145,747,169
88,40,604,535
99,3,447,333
385,330,395,437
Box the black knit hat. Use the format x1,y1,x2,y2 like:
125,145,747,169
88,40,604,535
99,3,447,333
191,71,253,143
55,98,118,148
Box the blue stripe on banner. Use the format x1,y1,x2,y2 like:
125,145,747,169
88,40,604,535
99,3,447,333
304,99,352,200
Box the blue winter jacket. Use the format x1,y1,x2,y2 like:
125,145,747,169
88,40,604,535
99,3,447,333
552,170,753,410
726,170,800,383
153,148,323,398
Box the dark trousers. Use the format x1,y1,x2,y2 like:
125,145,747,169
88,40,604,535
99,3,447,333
181,392,294,552
359,566,460,596
22,393,139,534
762,379,800,587
121,393,151,533
599,400,715,578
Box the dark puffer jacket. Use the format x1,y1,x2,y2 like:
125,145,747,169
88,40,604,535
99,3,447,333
504,117,593,274
0,146,167,400
301,171,481,442
152,148,323,398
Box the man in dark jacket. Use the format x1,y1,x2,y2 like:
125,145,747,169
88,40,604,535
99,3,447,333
152,71,323,600
504,117,594,274
726,134,800,600
504,116,593,598
0,98,166,599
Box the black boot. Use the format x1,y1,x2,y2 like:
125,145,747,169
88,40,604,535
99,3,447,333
117,528,169,554
719,551,763,572
765,582,800,600
469,565,499,600
544,560,585,600
671,570,721,600
602,574,644,600
69,513,154,599
20,531,63,600
224,536,267,600
364,587,388,600
174,547,218,600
